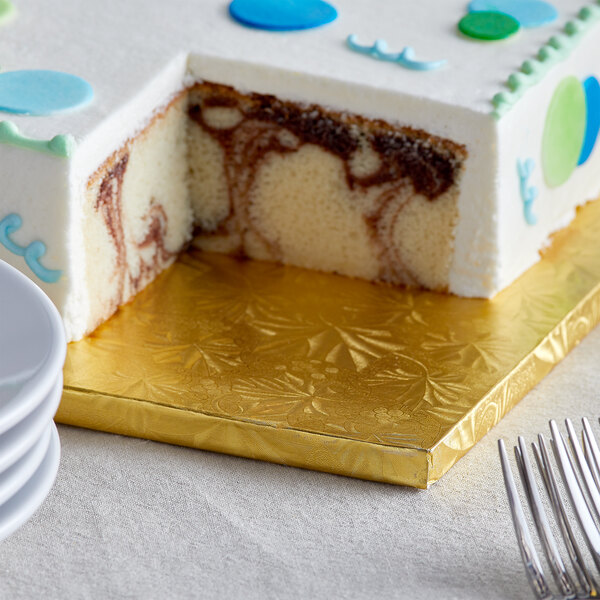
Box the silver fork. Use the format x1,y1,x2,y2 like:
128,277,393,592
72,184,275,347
499,418,600,599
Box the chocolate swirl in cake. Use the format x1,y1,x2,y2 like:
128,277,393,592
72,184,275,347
189,82,467,288
191,82,466,201
94,153,174,309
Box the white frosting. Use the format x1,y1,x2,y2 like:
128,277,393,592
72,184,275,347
493,30,600,294
0,145,73,320
1,0,592,139
0,0,598,336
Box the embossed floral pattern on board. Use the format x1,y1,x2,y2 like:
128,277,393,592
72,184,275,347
62,198,600,485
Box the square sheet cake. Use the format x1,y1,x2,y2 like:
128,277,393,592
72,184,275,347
0,0,598,340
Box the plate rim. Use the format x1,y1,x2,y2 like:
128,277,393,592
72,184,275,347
0,372,62,475
0,421,52,507
0,422,60,543
0,260,66,435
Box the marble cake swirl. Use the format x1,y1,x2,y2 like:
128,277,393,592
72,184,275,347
83,84,466,332
188,83,467,292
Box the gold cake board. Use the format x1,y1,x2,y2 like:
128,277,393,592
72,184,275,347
57,199,600,488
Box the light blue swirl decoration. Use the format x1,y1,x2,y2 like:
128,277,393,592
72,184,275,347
468,0,558,28
517,159,538,225
346,35,447,71
0,214,62,283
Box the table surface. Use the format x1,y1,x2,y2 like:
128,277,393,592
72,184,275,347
2,326,599,600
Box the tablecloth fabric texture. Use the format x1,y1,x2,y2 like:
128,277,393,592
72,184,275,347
1,327,599,599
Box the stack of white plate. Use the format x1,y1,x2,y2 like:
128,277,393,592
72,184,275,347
0,260,66,542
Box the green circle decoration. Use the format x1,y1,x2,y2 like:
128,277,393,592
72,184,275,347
458,11,520,40
542,76,587,188
0,0,16,25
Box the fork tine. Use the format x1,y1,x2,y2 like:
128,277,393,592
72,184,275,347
582,418,600,492
558,431,595,520
498,439,554,600
515,437,576,598
565,418,600,522
583,432,600,496
550,420,600,572
534,435,596,597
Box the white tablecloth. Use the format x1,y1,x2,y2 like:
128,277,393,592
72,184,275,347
2,326,599,599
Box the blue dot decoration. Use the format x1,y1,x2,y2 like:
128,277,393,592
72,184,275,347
468,0,558,28
229,0,337,31
578,76,600,166
0,70,94,116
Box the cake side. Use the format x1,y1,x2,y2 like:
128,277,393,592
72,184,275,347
78,92,193,339
188,82,468,291
495,26,600,292
0,145,72,324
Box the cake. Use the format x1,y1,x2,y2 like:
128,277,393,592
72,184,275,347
0,0,599,341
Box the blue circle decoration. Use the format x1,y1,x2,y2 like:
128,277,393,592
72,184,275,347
229,0,338,31
468,0,558,28
0,70,94,116
578,76,600,166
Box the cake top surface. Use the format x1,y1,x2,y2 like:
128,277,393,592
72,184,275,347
0,0,597,159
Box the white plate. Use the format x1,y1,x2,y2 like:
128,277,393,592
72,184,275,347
0,260,66,435
0,372,62,475
0,421,52,507
0,422,60,543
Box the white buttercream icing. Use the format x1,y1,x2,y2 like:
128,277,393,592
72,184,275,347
0,0,598,338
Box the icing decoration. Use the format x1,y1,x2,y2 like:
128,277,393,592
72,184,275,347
346,35,447,71
0,122,76,158
492,3,600,118
517,159,538,225
468,0,558,28
0,214,62,283
0,0,15,25
458,11,520,40
578,76,600,165
0,70,93,116
229,0,337,31
542,76,586,188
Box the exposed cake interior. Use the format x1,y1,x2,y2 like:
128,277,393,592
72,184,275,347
83,92,192,332
82,82,467,336
188,83,467,291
